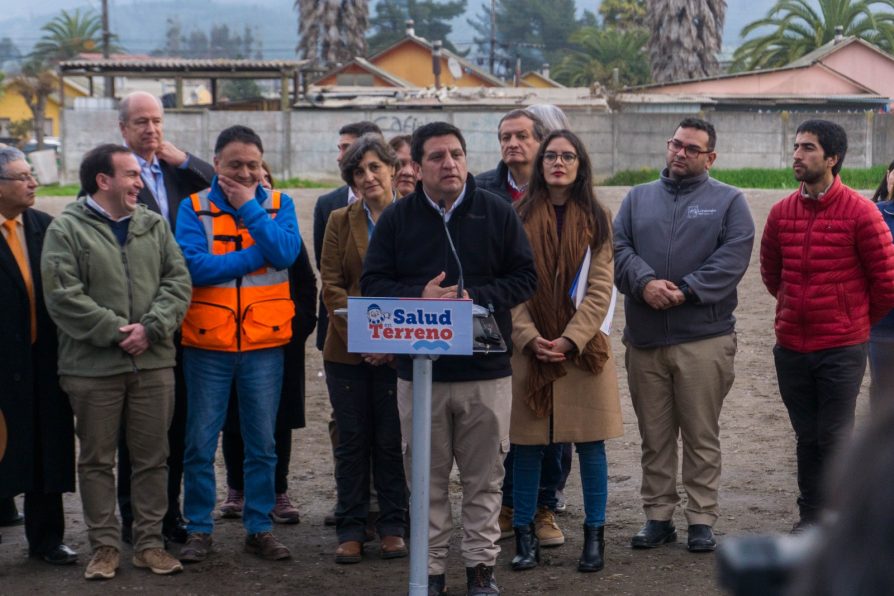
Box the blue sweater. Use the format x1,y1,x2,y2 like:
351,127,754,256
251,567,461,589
872,200,894,339
175,177,301,287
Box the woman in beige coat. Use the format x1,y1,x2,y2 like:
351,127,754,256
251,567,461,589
509,130,623,574
321,135,408,564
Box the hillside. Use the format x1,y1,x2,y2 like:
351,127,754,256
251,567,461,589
0,0,803,67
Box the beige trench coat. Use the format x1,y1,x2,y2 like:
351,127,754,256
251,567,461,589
509,235,623,445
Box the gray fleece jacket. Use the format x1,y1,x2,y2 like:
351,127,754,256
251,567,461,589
613,169,755,348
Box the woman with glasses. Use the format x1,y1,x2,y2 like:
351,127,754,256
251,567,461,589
320,134,408,564
509,130,623,574
869,160,894,406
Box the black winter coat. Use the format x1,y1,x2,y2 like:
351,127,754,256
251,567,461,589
0,209,74,497
361,175,537,382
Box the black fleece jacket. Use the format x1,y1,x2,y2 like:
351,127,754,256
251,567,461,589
361,174,537,382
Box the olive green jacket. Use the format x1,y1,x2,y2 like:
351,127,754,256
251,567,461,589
41,199,191,377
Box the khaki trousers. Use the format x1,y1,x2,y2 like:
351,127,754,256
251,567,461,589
625,334,736,526
397,377,511,575
62,369,174,552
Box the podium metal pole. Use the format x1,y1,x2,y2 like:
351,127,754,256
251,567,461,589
408,355,434,596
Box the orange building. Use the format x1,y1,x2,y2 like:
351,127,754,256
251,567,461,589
317,33,503,89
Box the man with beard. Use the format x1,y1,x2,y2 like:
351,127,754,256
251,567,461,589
42,144,191,579
760,119,894,532
614,117,754,553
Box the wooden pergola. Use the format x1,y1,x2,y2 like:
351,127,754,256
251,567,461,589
58,58,311,110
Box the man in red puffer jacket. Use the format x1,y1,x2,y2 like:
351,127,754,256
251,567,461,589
761,119,894,533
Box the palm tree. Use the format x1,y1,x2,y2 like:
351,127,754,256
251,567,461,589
33,9,116,64
295,0,369,68
646,0,726,83
553,26,651,88
731,0,894,71
9,61,57,149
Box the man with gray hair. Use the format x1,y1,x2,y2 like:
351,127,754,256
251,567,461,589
476,109,546,203
0,146,76,565
116,90,213,546
118,91,214,228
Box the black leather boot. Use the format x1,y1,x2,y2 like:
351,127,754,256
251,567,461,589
578,524,604,573
511,524,540,571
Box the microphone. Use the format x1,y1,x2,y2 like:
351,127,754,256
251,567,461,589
438,199,464,299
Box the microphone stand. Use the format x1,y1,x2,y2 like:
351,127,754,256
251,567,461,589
438,199,464,299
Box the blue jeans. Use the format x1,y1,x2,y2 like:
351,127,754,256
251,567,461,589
502,443,563,510
869,337,894,408
513,441,607,527
182,347,283,535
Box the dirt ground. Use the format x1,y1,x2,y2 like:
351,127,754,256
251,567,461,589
0,187,872,595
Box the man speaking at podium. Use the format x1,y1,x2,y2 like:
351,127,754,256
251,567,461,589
362,122,536,596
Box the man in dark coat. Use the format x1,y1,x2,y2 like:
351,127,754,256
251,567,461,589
115,91,214,546
0,146,77,564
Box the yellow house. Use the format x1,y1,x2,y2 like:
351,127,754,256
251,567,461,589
520,71,565,89
317,35,504,88
0,74,88,139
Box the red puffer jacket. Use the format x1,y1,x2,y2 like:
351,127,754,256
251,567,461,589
760,176,894,353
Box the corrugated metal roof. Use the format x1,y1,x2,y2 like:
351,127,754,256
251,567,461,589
299,85,609,110
59,58,309,74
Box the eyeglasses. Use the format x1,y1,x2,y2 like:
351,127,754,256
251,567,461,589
666,139,712,159
543,151,578,165
0,172,37,183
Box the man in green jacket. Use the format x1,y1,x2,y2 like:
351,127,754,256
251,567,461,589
41,144,191,581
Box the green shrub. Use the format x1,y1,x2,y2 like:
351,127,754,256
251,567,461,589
278,177,334,189
601,166,888,190
36,183,81,196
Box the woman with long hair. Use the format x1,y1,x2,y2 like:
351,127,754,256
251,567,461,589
510,130,623,574
321,134,408,564
870,160,894,405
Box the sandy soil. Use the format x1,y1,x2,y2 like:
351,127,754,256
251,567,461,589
0,187,871,595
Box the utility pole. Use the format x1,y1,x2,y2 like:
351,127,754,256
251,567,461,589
432,40,442,90
102,0,113,98
489,0,496,75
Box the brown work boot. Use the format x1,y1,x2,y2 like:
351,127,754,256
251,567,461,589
84,546,119,580
133,547,183,575
245,531,291,561
334,540,363,564
498,505,514,540
380,535,408,559
179,532,212,563
534,507,565,547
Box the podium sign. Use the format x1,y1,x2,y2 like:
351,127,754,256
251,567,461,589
347,297,473,356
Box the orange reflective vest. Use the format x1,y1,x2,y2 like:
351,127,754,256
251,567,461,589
181,190,294,352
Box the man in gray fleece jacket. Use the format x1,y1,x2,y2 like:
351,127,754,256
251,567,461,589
41,144,191,580
613,118,754,554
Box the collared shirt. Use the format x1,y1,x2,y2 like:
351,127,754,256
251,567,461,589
507,170,527,194
424,184,467,223
86,196,132,223
347,186,359,206
361,195,397,239
0,212,29,263
801,181,834,201
134,153,168,220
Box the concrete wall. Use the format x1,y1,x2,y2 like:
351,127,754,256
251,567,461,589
61,107,894,183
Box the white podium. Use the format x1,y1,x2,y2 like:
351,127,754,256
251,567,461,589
338,297,504,595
